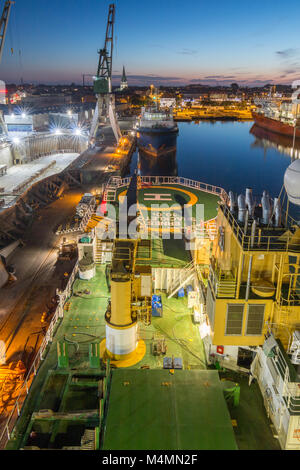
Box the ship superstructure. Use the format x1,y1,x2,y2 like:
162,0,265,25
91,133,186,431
200,179,300,449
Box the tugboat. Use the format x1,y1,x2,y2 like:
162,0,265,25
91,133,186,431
136,106,178,158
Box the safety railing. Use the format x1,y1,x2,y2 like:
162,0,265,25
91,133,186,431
279,273,300,306
209,264,237,298
105,175,229,204
264,328,300,412
0,261,79,449
220,204,300,253
275,355,300,411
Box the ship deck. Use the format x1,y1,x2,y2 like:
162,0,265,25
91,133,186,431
6,262,281,450
4,183,280,451
5,265,207,450
103,369,237,450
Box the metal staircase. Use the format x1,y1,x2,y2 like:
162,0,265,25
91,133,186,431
209,266,237,298
85,213,103,232
95,237,102,264
167,261,196,299
95,239,112,264
104,187,117,203
277,305,293,350
103,176,122,203
80,429,96,450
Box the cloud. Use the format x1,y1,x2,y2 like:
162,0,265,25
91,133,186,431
283,69,297,74
111,74,185,86
114,74,183,81
187,77,276,87
203,75,235,79
177,48,198,55
276,48,299,58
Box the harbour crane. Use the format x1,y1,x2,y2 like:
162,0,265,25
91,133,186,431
0,1,14,135
0,1,14,64
90,3,121,143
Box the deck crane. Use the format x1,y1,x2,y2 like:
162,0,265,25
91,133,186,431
90,3,121,143
0,1,13,64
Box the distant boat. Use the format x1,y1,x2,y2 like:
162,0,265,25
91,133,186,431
136,106,178,158
252,98,300,138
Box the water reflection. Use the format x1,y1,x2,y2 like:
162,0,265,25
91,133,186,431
137,148,178,176
250,124,300,160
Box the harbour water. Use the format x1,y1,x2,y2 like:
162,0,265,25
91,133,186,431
129,120,300,220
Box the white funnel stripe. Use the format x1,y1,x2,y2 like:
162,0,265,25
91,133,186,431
106,323,138,356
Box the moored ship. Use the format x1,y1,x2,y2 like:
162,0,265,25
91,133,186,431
136,106,178,158
252,99,300,138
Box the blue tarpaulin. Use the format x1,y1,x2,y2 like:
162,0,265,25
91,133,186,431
152,295,162,317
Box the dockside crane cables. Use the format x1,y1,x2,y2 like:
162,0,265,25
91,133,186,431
0,1,14,65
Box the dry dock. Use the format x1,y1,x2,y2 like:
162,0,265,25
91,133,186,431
0,123,135,440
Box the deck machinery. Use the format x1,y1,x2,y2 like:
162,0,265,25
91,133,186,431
101,173,153,366
101,238,152,366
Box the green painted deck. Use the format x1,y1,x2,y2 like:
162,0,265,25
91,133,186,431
6,263,280,450
6,266,208,449
218,369,281,450
116,184,220,221
103,369,237,450
138,238,191,268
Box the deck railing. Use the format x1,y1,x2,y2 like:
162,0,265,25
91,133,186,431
209,264,237,298
264,328,300,413
220,204,300,253
106,175,229,203
0,261,79,449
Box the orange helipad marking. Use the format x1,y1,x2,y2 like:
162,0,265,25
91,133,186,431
118,185,198,211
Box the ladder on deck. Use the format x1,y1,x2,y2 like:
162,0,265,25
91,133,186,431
80,429,96,450
214,269,237,298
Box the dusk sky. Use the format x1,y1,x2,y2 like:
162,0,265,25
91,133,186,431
2,0,300,87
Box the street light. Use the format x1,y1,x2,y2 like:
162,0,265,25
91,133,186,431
74,128,82,136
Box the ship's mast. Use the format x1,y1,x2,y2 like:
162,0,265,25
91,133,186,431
90,3,121,142
0,1,13,64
